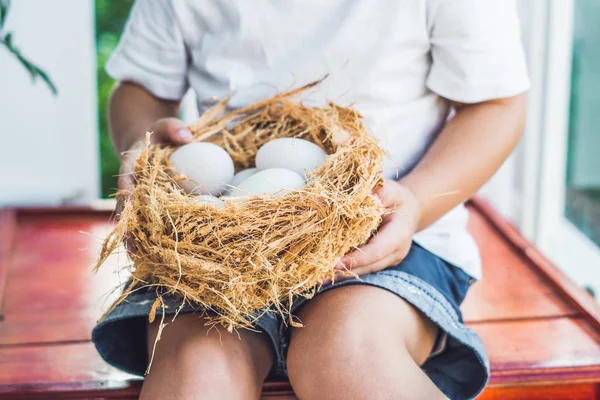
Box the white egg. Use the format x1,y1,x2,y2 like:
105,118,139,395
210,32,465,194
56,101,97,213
229,168,305,197
231,168,258,187
169,142,234,196
192,194,225,208
223,168,259,196
255,138,326,178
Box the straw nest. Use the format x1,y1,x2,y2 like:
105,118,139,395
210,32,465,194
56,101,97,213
95,83,387,332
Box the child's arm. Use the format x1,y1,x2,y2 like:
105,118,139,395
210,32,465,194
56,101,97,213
339,93,526,276
400,93,527,231
109,82,193,214
109,82,190,156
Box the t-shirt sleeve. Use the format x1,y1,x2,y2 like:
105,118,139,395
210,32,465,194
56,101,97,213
426,0,530,103
106,0,189,100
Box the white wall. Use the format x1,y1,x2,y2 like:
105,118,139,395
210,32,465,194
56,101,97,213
0,0,98,206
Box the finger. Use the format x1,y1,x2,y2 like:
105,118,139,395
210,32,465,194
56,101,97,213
372,181,401,209
115,143,144,217
150,117,193,144
118,144,144,190
115,174,134,219
116,164,135,217
350,242,411,277
331,253,398,283
344,252,403,277
339,220,398,269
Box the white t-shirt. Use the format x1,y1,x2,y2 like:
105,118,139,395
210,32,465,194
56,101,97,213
107,0,530,279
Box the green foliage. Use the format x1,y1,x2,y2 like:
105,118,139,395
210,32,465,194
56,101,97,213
0,0,58,95
96,0,134,197
0,1,9,32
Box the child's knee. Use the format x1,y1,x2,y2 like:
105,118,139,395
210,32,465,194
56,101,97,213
287,347,428,400
147,315,271,383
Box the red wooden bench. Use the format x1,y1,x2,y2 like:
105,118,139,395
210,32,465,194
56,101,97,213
0,198,599,399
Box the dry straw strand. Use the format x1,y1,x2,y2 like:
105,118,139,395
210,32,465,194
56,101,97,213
95,83,387,332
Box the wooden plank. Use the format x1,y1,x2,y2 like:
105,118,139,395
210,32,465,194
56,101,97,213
470,198,600,332
3,252,122,315
0,311,97,346
17,207,116,221
264,381,600,399
472,317,600,384
478,383,598,400
462,208,577,323
261,382,295,399
0,216,124,345
0,382,139,400
0,342,137,389
0,210,17,319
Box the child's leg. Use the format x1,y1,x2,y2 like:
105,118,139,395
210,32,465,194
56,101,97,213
287,285,447,400
140,314,274,400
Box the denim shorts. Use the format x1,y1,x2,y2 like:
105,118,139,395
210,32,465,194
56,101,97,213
92,242,489,400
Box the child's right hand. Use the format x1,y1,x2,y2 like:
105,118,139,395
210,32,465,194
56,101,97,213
115,117,193,218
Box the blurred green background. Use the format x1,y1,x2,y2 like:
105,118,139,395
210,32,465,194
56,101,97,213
565,0,600,247
96,0,134,198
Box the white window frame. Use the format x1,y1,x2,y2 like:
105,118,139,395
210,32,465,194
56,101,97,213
522,0,600,294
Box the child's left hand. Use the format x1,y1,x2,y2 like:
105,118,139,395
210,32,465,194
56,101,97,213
335,179,421,278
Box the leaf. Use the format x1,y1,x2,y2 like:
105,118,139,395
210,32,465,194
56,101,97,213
3,31,11,46
14,50,36,76
0,0,9,31
2,37,58,96
35,67,58,95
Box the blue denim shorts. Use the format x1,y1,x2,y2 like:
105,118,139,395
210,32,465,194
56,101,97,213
92,242,489,400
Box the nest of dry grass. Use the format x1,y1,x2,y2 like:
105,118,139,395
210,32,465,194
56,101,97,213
95,83,387,332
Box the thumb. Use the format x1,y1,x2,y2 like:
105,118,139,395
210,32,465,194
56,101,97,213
373,180,406,209
372,181,394,208
150,117,193,144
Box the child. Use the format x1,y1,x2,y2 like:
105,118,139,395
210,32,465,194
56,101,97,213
92,1,529,399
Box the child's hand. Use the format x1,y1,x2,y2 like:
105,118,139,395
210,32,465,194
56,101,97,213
115,118,193,254
335,180,421,278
